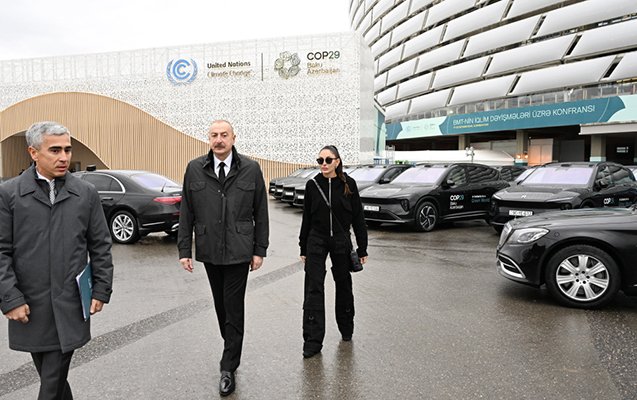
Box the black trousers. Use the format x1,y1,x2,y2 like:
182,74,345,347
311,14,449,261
204,262,250,372
31,350,74,400
303,232,354,352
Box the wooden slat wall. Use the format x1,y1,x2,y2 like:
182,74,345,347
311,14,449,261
0,92,311,183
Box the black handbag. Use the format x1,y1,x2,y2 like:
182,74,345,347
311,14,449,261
312,179,363,273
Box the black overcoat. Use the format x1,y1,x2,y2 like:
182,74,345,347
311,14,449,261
0,166,113,353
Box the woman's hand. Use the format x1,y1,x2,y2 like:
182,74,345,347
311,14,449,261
300,256,306,263
360,256,368,265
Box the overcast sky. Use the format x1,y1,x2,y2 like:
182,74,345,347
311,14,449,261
0,0,352,61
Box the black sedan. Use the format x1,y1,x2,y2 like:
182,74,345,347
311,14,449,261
360,163,508,231
490,162,637,232
496,207,637,308
73,170,182,244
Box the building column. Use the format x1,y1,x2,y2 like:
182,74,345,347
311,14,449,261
458,134,470,150
515,130,528,165
0,141,3,178
590,135,606,162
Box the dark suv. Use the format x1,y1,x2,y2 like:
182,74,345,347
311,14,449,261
360,163,508,231
489,162,637,232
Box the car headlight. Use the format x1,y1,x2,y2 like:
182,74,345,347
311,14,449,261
507,228,549,244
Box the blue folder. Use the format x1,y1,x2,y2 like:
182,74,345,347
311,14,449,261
76,263,93,321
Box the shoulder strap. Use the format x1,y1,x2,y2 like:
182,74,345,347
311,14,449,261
311,178,353,249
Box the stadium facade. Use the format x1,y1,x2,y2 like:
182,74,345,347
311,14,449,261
350,0,637,165
0,32,375,182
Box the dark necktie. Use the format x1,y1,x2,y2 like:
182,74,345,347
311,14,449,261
218,162,226,185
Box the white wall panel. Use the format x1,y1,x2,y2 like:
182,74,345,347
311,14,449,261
410,0,435,14
374,72,388,92
387,58,418,85
416,40,465,73
397,73,432,99
359,13,374,35
353,4,366,29
365,21,382,46
365,0,378,13
464,15,540,57
450,75,516,105
535,0,637,37
507,0,565,19
381,2,410,34
444,1,508,42
410,89,451,113
570,19,637,58
378,45,404,71
607,51,637,81
385,99,411,119
432,57,489,88
426,0,476,28
403,25,444,59
373,0,396,19
391,13,427,46
487,35,574,75
371,33,392,58
377,85,398,105
512,56,615,95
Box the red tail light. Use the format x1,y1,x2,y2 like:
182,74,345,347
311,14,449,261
153,196,182,205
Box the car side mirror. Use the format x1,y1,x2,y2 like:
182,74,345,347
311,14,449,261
443,179,455,188
379,178,391,184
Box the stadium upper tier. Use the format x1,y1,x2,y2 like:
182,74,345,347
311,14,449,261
350,0,637,123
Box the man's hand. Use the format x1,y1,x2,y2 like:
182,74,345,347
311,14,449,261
250,255,263,271
4,304,30,324
90,299,104,315
180,258,193,273
360,256,368,265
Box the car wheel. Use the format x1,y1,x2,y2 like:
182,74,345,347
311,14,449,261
545,245,620,308
110,210,140,244
414,201,438,232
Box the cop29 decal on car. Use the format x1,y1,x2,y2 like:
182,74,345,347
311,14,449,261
166,58,198,85
274,51,301,79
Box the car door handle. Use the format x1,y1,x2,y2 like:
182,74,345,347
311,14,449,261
101,197,114,201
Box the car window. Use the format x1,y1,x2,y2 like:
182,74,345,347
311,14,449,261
84,174,121,192
131,173,180,192
392,166,446,184
382,167,406,182
349,167,386,182
594,166,612,187
468,166,498,183
446,167,467,186
499,168,513,181
609,165,635,184
521,166,593,186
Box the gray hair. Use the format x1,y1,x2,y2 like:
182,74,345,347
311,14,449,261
26,121,70,149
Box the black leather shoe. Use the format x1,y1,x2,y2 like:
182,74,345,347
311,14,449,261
219,371,235,397
303,349,321,358
342,335,352,342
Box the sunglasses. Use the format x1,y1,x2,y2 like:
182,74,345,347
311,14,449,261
316,157,338,165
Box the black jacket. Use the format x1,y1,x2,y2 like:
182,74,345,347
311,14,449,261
299,173,368,258
178,147,269,264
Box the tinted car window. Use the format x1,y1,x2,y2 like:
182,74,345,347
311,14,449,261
447,166,467,185
382,167,405,182
522,166,593,186
393,166,446,184
595,166,612,187
349,168,386,182
610,165,634,184
468,166,498,183
131,173,180,192
84,174,121,192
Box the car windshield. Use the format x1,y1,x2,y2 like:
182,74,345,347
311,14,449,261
520,166,593,186
514,168,534,182
349,167,386,182
131,173,181,192
392,167,446,184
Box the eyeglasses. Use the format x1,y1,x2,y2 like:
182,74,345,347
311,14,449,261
316,157,338,165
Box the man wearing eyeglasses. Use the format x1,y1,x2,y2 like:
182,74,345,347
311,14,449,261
177,120,269,397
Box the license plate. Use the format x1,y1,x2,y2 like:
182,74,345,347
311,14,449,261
509,209,533,217
364,205,380,212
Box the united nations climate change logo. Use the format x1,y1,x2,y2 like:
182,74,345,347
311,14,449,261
166,58,198,85
274,51,300,79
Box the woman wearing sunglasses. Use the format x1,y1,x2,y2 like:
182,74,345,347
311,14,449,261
298,145,368,358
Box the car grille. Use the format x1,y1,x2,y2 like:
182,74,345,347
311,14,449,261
497,254,526,280
497,200,562,211
360,198,400,205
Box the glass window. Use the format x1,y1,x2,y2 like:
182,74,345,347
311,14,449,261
84,174,120,192
382,167,407,182
609,165,635,184
594,166,612,187
522,166,593,186
349,167,386,182
131,173,180,192
446,167,467,185
468,166,498,183
392,166,446,184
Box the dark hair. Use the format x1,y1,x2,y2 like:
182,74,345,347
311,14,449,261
321,145,352,196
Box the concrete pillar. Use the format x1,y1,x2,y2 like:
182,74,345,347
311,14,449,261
590,135,606,162
458,134,470,150
515,130,529,165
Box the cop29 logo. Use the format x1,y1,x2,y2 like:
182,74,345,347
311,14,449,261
166,58,198,85
274,51,301,79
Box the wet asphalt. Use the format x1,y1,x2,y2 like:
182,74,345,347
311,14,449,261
1,198,637,399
